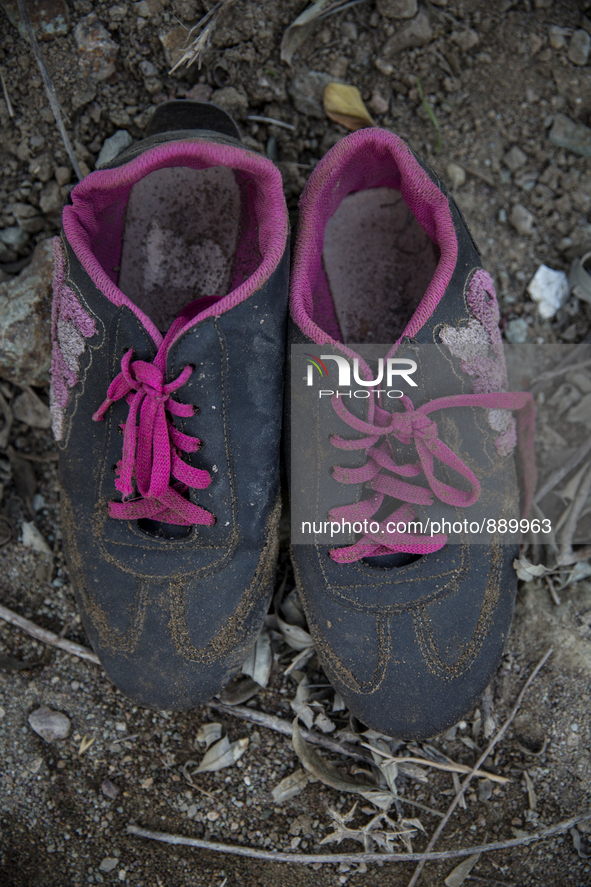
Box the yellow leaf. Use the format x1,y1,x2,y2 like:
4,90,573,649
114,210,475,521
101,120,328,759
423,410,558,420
78,734,95,755
323,83,375,131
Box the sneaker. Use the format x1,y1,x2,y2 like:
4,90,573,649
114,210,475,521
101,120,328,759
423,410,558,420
288,128,534,739
51,102,289,709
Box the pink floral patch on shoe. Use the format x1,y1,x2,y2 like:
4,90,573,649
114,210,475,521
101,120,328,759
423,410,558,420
50,238,97,441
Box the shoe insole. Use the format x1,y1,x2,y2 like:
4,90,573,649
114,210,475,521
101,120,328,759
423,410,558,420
322,187,439,344
119,166,241,332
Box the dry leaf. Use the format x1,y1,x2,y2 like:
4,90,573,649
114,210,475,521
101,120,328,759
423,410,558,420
444,853,481,887
281,588,307,628
218,675,261,705
513,556,549,582
78,734,95,755
323,82,375,131
524,770,537,811
284,645,315,676
271,768,310,802
241,628,273,688
194,722,223,751
194,735,249,774
560,560,591,589
290,676,315,728
276,612,314,651
292,718,391,805
314,711,336,733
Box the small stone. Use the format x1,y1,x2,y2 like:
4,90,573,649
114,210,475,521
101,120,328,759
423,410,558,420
376,0,418,19
568,29,590,66
510,203,534,236
0,238,53,386
341,22,357,40
503,145,527,172
28,706,70,741
381,8,433,56
186,804,198,818
210,87,249,120
158,25,187,69
206,810,220,821
71,83,97,113
288,70,335,118
548,113,591,157
0,226,29,248
451,28,480,51
139,60,158,77
12,390,51,428
55,167,72,187
505,318,528,344
548,25,568,50
28,153,54,183
74,14,119,82
1,0,70,39
368,91,389,116
95,130,133,168
446,162,466,189
39,181,63,218
527,264,569,319
101,778,120,799
99,858,119,874
185,83,213,102
22,521,52,554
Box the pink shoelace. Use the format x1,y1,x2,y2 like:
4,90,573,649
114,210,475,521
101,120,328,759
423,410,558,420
92,316,214,527
327,390,536,563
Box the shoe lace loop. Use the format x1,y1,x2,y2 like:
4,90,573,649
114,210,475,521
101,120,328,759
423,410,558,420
92,321,214,527
328,390,535,564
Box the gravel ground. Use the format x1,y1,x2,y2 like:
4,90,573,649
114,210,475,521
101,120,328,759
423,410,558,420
1,0,591,885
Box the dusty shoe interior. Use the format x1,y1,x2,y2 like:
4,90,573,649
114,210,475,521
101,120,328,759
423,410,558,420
118,166,257,333
321,186,439,345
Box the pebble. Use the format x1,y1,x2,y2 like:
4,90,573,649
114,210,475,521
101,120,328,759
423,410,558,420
99,858,119,874
0,238,53,386
101,778,120,799
2,0,70,39
527,264,569,318
549,113,591,157
376,0,418,19
22,521,52,555
368,91,389,116
210,86,249,120
381,8,433,56
139,60,158,78
568,29,590,66
505,318,528,344
452,28,480,51
28,154,54,183
548,25,568,50
503,145,527,172
288,70,335,118
510,203,534,236
95,130,133,168
55,167,72,187
74,14,119,82
446,161,466,189
28,706,70,741
12,390,51,429
39,181,63,218
0,226,28,248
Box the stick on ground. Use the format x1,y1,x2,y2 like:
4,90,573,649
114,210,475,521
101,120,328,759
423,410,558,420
127,809,590,865
0,602,100,665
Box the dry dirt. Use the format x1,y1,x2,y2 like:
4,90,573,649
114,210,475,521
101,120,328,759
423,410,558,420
1,1,591,885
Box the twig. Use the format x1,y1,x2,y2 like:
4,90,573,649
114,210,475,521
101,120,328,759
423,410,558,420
558,462,591,561
207,700,373,765
530,357,591,390
11,451,59,462
529,344,591,399
16,0,83,181
534,431,591,504
544,574,561,606
405,648,553,887
360,744,509,785
246,115,296,131
557,544,591,566
127,809,590,863
0,602,100,665
0,67,14,117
